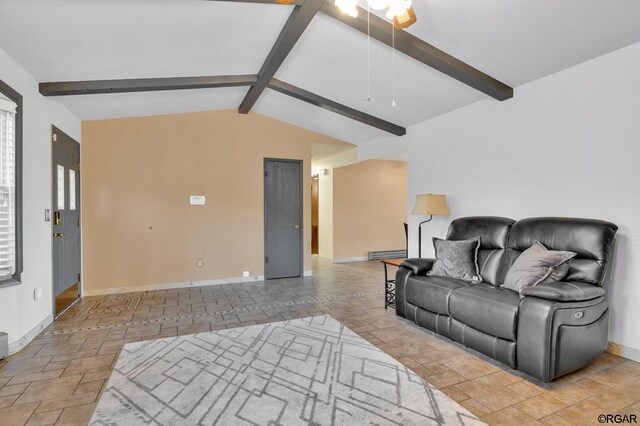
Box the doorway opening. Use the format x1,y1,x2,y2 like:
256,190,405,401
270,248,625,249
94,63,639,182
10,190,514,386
311,175,319,255
52,126,81,317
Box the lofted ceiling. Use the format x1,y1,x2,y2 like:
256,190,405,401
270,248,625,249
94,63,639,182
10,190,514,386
1,0,640,145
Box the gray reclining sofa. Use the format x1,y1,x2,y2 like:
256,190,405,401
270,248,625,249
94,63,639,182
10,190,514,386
396,217,617,382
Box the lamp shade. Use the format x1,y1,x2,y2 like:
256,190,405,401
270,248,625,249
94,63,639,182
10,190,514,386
411,193,449,216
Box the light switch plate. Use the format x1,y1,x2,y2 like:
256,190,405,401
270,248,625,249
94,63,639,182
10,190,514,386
190,195,206,206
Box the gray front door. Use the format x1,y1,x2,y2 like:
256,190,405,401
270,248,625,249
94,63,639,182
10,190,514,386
264,159,303,279
52,127,81,315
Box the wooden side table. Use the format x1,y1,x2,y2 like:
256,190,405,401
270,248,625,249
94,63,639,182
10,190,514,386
381,258,405,310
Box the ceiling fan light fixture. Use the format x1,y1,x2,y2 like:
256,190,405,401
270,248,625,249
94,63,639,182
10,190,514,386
393,5,417,29
366,0,391,10
336,0,358,17
385,0,412,19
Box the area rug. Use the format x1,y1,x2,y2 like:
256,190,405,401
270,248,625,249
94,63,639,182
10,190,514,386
90,316,484,425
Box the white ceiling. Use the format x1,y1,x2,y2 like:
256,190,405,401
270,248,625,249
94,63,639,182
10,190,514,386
1,0,640,145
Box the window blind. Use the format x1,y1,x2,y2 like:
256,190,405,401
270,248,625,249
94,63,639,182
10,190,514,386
0,95,17,280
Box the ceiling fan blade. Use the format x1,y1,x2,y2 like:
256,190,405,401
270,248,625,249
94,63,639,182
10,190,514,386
393,5,417,29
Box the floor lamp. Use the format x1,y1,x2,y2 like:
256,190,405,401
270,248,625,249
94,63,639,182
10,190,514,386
411,194,450,258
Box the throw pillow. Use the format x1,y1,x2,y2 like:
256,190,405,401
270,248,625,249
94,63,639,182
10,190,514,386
502,241,576,293
428,237,482,282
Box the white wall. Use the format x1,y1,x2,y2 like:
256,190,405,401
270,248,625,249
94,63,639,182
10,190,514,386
361,41,640,355
0,46,81,352
317,170,334,259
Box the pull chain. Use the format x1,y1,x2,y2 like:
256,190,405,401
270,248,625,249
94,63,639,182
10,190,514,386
366,3,372,102
391,19,396,107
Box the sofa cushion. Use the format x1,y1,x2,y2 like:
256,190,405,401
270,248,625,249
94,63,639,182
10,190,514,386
405,275,470,315
428,237,482,282
447,216,516,285
449,284,520,341
498,217,618,286
502,241,576,293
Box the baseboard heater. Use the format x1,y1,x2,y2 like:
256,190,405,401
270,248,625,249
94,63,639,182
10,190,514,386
0,332,7,359
368,250,407,260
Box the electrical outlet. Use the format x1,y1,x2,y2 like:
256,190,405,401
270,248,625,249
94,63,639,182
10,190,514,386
33,287,42,300
243,271,250,278
196,258,205,267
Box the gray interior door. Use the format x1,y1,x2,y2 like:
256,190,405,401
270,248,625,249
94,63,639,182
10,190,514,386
52,127,81,313
264,159,303,279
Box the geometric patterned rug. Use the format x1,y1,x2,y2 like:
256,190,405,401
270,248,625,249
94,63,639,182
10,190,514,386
90,316,484,425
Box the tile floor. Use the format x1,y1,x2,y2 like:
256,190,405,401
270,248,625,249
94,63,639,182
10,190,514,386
0,258,639,425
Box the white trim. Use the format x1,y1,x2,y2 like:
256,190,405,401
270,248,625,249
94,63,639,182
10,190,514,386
0,96,17,113
304,270,313,277
8,314,53,355
332,256,368,263
83,275,266,297
608,341,640,363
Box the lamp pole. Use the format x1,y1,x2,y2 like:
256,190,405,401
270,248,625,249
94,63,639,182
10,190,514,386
417,215,433,258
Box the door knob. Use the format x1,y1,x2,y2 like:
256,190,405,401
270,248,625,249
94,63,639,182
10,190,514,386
294,225,301,229
53,232,65,237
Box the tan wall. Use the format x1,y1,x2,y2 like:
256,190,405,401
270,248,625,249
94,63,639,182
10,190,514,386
82,110,346,293
333,160,408,260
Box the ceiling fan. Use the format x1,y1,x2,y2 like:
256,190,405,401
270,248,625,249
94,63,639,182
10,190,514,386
276,0,417,29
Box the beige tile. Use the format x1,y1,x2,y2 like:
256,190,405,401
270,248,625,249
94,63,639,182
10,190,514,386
440,385,470,403
426,370,467,388
63,354,115,375
548,381,598,405
0,402,39,426
0,358,52,378
539,413,576,426
25,410,62,426
410,350,448,365
555,399,605,425
516,394,567,419
459,398,493,416
488,370,522,386
74,380,105,396
80,370,113,384
586,387,639,412
0,382,29,397
456,375,527,412
0,393,20,408
34,391,98,414
508,380,544,398
7,370,64,386
441,355,499,379
15,375,82,404
56,403,96,426
482,406,543,425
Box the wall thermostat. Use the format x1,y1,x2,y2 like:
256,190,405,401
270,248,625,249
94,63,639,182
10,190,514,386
190,195,206,206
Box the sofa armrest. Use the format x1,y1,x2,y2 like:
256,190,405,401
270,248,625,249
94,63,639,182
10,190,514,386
401,258,436,275
520,281,605,302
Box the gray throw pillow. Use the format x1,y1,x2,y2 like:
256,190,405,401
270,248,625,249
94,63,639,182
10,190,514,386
502,241,576,293
428,237,482,282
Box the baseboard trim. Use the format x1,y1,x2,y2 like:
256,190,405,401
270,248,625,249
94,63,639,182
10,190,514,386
333,256,368,263
83,275,266,297
8,313,54,355
607,341,640,362
84,271,314,297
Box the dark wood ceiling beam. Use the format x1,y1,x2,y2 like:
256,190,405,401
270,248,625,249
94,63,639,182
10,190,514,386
238,0,325,114
39,74,258,97
268,78,406,136
320,2,513,101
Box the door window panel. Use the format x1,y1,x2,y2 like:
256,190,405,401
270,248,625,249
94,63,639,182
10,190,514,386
69,169,76,210
57,165,65,210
